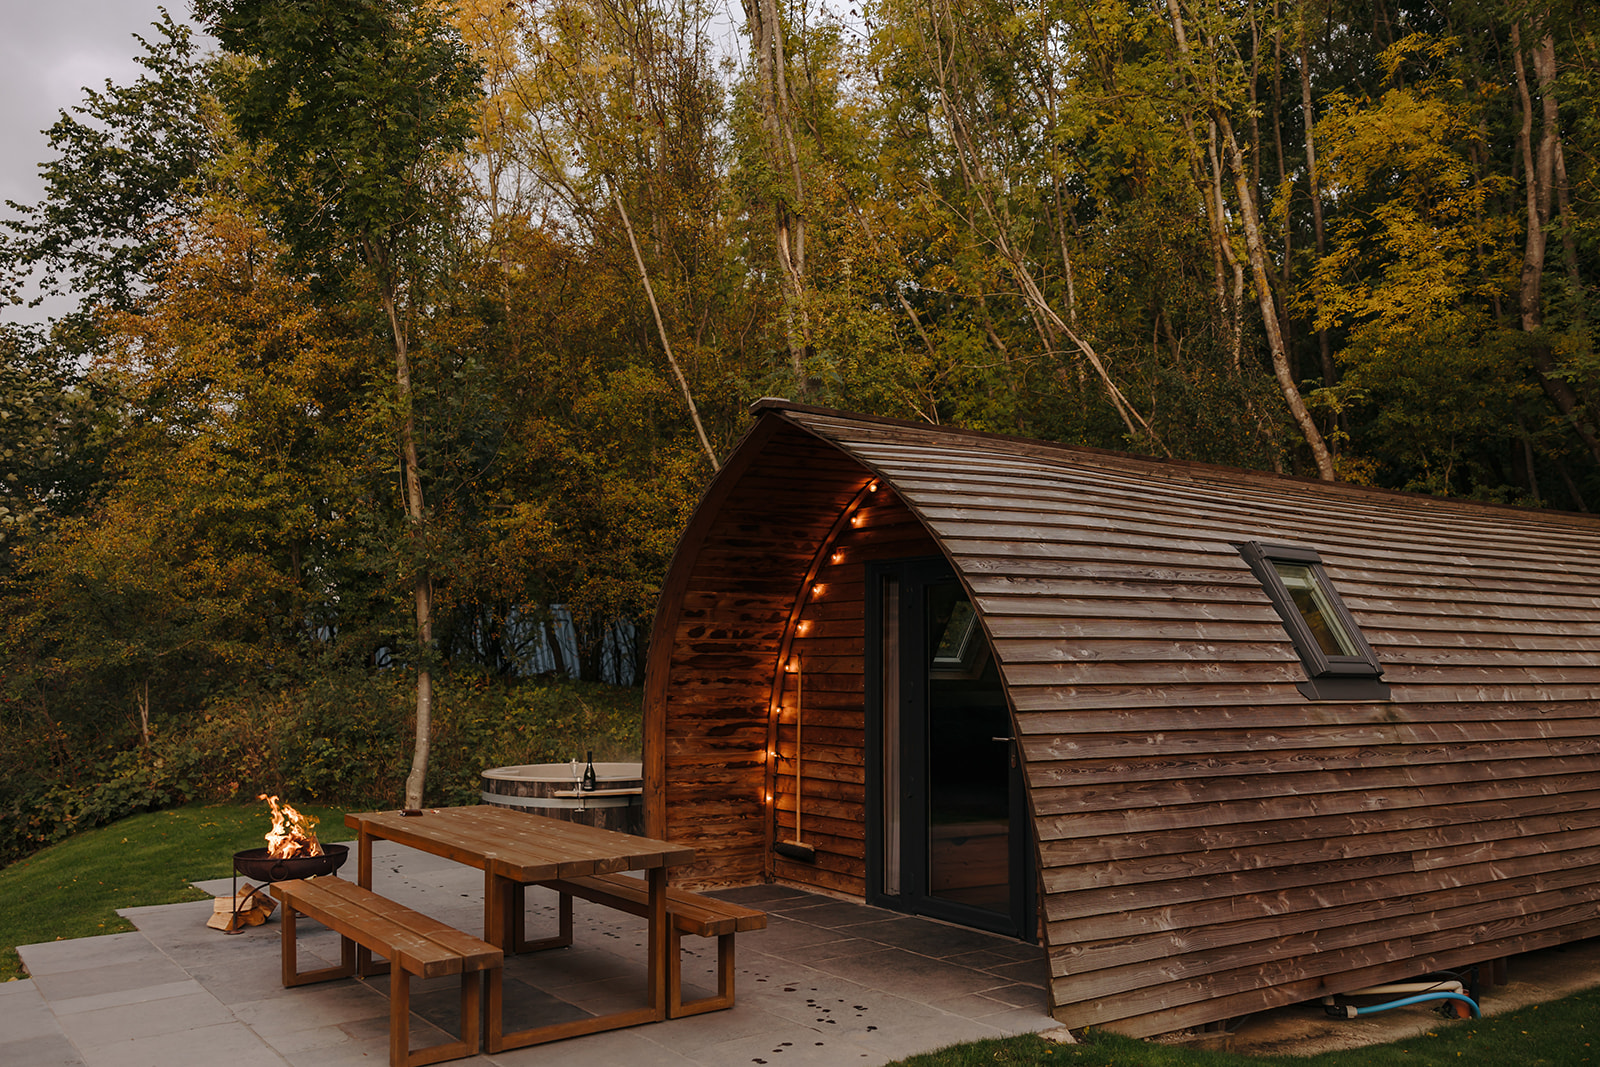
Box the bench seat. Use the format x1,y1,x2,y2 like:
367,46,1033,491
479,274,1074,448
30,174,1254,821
514,873,766,1017
271,876,502,1067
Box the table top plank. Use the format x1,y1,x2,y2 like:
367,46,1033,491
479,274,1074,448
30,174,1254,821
344,806,695,882
471,808,693,871
357,813,578,879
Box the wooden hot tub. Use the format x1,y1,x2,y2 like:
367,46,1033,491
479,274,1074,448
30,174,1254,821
481,762,643,834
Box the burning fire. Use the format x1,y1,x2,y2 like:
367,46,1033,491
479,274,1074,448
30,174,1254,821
260,794,324,858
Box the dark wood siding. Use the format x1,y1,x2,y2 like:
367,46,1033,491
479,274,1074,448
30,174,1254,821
770,489,938,896
645,422,936,894
645,404,1600,1038
780,408,1600,1037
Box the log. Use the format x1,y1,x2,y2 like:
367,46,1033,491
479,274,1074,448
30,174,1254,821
206,882,278,932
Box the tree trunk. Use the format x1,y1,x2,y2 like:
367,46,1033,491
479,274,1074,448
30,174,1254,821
1167,0,1335,480
1299,27,1335,390
614,189,720,472
1512,22,1600,464
137,679,151,751
366,238,434,811
1219,111,1335,480
742,0,812,395
928,0,1164,451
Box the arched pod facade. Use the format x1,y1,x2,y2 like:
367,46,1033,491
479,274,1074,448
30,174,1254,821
644,401,1600,1036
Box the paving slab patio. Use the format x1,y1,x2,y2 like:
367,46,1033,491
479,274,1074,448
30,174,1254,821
5,840,1055,1067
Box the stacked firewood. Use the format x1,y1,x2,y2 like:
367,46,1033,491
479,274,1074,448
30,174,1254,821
206,883,278,932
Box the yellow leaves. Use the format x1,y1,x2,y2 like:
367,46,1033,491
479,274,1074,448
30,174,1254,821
1380,32,1464,81
1302,37,1519,348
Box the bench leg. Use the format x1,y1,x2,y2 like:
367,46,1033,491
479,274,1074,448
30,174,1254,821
458,968,481,1059
485,959,503,1053
389,967,486,1067
510,883,573,953
281,906,357,987
667,930,737,1018
389,968,410,1067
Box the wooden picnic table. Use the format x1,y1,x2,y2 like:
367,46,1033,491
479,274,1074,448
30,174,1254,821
344,805,696,1052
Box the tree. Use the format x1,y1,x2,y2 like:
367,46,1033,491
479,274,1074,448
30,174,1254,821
741,0,816,395
0,12,216,355
197,0,483,807
0,326,116,568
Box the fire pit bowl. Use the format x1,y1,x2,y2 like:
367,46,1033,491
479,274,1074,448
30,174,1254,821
232,844,348,883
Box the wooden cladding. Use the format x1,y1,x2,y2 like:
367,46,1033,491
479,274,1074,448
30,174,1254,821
646,403,1600,1038
647,422,935,896
781,407,1600,1036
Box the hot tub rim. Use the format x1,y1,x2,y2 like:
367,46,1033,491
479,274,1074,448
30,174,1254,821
482,761,642,784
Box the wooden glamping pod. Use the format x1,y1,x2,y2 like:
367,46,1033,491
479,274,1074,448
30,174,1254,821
641,400,1600,1036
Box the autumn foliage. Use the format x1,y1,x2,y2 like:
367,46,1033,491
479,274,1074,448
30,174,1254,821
5,0,1600,846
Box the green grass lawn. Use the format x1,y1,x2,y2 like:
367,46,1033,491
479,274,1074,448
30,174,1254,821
0,801,347,981
886,993,1600,1066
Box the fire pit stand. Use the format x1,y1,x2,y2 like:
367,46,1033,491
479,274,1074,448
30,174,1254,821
226,845,348,933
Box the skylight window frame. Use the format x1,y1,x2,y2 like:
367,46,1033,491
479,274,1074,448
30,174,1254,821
1237,541,1389,699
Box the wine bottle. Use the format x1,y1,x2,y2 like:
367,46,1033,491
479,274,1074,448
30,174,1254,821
582,750,598,792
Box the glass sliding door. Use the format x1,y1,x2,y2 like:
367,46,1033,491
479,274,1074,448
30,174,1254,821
868,558,1032,939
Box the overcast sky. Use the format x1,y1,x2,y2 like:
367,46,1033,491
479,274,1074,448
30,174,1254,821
2,1,202,325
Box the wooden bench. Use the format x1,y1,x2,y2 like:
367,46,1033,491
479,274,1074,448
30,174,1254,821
511,874,766,1017
270,877,503,1067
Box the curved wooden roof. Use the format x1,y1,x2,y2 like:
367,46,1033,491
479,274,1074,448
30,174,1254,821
644,401,1600,1036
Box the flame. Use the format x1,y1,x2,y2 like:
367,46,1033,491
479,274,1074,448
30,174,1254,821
260,794,323,858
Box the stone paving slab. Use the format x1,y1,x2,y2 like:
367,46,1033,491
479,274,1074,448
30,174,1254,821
9,839,1055,1067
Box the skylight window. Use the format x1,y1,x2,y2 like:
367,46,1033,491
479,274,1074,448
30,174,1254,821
1237,541,1390,701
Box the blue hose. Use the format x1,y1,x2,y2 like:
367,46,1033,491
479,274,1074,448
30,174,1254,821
1351,992,1481,1018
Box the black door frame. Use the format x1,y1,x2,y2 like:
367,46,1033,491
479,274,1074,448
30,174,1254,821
865,556,1034,939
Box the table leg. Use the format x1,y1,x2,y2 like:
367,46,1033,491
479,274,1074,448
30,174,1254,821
488,867,669,1050
356,829,387,977
510,883,573,953
485,867,508,950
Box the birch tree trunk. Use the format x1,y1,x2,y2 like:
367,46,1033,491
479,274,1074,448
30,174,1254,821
614,188,720,472
365,239,435,812
1167,0,1335,480
742,0,813,395
1298,26,1335,390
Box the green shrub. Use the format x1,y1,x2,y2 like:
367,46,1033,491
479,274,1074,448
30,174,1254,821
0,670,642,865
428,676,642,805
0,746,193,863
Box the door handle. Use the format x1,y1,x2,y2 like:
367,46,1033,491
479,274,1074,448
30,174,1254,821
991,736,1013,743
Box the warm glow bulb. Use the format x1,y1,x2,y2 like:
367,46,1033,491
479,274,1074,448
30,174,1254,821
831,551,844,565
869,481,879,492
